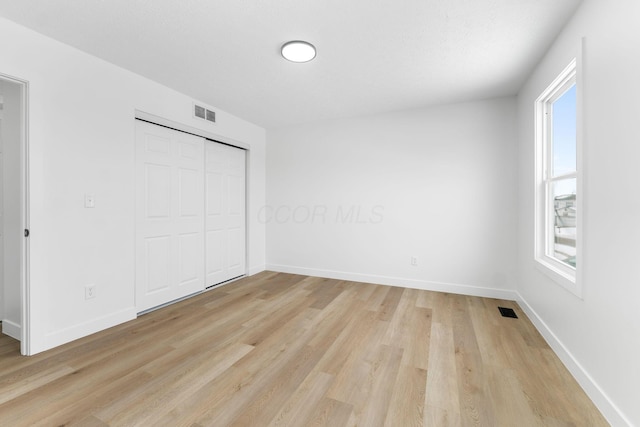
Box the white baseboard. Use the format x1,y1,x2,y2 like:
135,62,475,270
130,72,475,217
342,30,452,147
32,308,137,356
266,264,517,300
2,319,21,340
516,294,632,427
248,264,266,276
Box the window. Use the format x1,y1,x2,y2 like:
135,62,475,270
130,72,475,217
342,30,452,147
535,59,581,296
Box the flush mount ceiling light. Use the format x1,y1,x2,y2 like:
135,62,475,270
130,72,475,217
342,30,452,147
281,40,316,63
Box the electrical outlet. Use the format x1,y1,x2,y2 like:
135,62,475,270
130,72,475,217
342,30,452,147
85,284,96,300
411,256,418,266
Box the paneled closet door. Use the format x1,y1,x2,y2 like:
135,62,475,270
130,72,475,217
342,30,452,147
135,120,205,312
205,141,246,286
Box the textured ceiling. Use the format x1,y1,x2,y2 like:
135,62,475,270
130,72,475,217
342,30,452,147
0,0,582,129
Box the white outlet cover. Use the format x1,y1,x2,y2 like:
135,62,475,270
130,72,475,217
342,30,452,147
85,284,96,299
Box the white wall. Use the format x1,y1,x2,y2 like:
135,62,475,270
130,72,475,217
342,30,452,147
0,79,22,338
0,16,266,355
267,98,518,298
516,0,640,425
0,85,4,322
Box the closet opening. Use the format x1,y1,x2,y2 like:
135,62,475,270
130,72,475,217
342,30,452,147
134,114,247,314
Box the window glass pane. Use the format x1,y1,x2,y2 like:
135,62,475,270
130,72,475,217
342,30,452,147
552,84,577,176
551,178,576,267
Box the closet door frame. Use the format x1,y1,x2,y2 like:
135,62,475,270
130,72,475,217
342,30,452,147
134,111,249,311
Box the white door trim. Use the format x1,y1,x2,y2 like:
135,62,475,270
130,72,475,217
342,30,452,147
0,72,30,356
134,110,249,150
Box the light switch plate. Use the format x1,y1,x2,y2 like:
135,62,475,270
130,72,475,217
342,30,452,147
84,194,95,208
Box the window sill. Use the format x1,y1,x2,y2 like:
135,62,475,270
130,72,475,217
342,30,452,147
534,257,582,299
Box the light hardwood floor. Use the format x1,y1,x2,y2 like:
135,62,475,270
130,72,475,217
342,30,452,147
0,272,608,426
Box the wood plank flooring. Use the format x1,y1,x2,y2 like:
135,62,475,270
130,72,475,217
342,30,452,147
0,272,608,426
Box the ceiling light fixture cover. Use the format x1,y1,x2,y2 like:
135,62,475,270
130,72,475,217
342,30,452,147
281,40,316,63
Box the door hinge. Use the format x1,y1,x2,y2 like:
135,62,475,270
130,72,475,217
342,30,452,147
24,229,29,237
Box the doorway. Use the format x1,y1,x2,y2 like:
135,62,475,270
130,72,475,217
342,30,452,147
0,74,29,355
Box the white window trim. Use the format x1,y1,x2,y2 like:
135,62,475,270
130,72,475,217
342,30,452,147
534,55,584,299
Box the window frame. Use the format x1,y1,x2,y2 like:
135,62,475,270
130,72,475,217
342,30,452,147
534,58,583,298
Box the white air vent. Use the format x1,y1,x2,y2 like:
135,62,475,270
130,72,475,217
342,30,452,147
193,103,216,123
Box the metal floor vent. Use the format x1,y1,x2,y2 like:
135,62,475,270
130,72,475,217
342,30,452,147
498,307,518,318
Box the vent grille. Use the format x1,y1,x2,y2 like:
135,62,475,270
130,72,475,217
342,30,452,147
194,103,216,123
194,104,205,119
498,307,518,318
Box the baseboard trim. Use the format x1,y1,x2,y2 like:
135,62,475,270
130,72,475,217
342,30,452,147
266,264,517,300
248,265,266,276
2,319,21,340
33,308,137,356
516,293,632,427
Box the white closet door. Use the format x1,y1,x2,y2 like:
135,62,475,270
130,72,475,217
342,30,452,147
135,120,205,312
205,141,246,286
